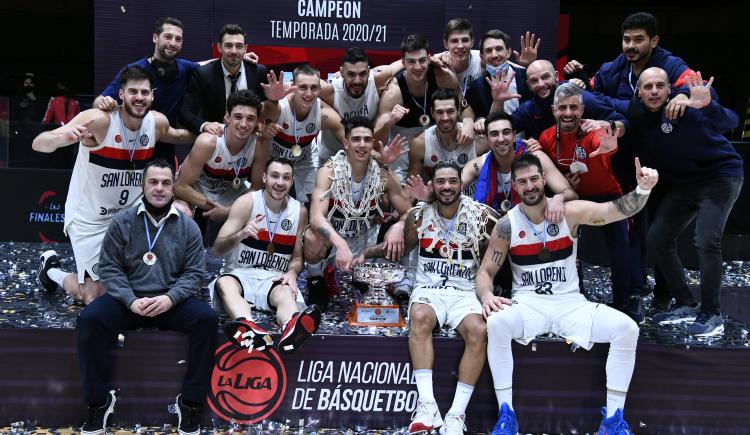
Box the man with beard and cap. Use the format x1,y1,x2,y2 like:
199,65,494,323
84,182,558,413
374,34,459,183
481,60,628,141
476,152,658,435
303,116,411,309
407,88,488,195
211,157,321,355
179,24,270,138
75,159,217,435
360,161,498,435
94,18,206,162
462,29,534,124
630,68,743,336
34,65,195,304
317,47,395,164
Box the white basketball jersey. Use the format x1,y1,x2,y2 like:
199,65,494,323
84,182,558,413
457,50,483,94
64,110,156,232
194,134,257,205
320,72,379,162
225,190,301,273
421,123,477,178
507,206,579,296
332,72,379,121
415,204,478,292
271,97,320,167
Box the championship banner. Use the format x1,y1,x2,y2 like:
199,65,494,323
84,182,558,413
95,0,560,89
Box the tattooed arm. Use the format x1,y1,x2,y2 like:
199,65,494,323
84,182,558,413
476,215,513,318
565,157,659,232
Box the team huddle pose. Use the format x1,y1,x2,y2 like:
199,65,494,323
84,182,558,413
31,11,742,435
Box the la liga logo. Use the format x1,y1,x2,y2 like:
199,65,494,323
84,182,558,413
207,342,287,424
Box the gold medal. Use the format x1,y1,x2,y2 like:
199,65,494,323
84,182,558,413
291,144,302,157
419,114,430,127
461,98,468,108
143,251,157,265
439,244,450,259
538,246,551,262
267,242,275,255
232,177,242,189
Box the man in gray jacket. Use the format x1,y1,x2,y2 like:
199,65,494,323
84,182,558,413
75,159,218,435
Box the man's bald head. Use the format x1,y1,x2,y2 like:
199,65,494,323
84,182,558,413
637,67,670,112
526,60,558,100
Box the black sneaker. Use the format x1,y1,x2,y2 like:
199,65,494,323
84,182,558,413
624,296,645,325
306,275,330,311
653,304,699,325
175,394,200,435
686,312,725,336
278,305,321,354
81,390,116,435
37,250,61,293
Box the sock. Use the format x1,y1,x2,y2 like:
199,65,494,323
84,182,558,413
414,369,435,402
494,387,513,411
47,268,68,288
447,382,474,415
606,389,627,418
307,261,323,277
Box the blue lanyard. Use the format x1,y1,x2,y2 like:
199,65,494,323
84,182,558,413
262,193,285,246
143,213,165,252
119,111,142,163
226,126,251,179
405,72,428,116
519,208,547,247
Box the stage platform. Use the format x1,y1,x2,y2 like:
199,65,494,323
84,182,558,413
1,242,749,434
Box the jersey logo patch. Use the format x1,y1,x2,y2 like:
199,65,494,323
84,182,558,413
661,122,673,134
139,134,150,147
458,153,468,165
305,123,316,134
547,224,559,237
281,219,292,231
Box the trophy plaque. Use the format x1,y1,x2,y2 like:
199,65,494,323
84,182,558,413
348,263,406,327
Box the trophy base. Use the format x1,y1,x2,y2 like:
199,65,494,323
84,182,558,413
347,302,405,327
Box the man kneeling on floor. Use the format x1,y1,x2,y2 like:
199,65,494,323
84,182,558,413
211,156,321,354
76,159,217,435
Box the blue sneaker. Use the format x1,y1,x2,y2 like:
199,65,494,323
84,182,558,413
490,403,518,435
598,407,633,435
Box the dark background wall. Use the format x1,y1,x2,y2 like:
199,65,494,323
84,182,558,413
1,0,746,121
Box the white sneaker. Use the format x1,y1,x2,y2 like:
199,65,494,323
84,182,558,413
439,412,466,434
409,399,443,433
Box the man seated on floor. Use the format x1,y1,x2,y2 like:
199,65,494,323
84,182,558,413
211,157,321,354
476,153,657,434
360,161,498,434
303,116,411,309
76,159,217,435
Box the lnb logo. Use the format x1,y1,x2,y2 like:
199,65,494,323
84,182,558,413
207,342,287,424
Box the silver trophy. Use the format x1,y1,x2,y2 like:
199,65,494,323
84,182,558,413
349,263,406,326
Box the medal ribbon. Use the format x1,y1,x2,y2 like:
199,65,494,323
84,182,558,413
262,192,286,249
226,126,252,181
519,208,547,249
143,213,165,254
405,72,428,118
119,110,143,163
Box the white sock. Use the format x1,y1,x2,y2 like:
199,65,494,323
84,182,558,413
447,382,474,415
606,389,627,418
46,268,68,288
306,261,323,277
494,387,513,411
414,369,435,402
